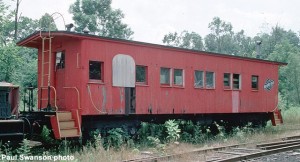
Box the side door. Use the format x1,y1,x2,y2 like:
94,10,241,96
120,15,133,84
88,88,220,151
112,54,136,114
55,51,66,110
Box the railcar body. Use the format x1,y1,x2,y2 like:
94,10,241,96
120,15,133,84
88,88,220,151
16,31,285,139
0,82,24,142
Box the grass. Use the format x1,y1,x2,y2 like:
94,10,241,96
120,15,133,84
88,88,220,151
282,106,300,124
1,106,300,162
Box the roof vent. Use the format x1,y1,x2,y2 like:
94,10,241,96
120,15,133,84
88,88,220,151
65,23,74,31
256,40,262,59
83,27,90,34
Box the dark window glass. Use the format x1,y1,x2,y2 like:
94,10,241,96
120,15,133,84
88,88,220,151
136,65,147,83
252,75,259,90
174,69,183,86
194,70,204,88
224,73,231,88
89,61,102,80
206,71,215,88
56,51,65,69
160,67,170,85
233,74,240,89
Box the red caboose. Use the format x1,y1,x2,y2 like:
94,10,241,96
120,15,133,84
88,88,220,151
17,31,285,139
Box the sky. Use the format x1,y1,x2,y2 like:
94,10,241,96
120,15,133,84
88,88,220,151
3,0,300,44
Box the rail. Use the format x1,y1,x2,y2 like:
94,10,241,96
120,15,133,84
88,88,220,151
39,86,58,111
63,87,81,110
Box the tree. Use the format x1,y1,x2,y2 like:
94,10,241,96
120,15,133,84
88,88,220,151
204,17,235,54
233,30,255,57
0,44,21,82
162,31,204,50
39,13,57,31
0,0,13,46
69,0,133,39
255,25,300,59
13,0,20,40
268,41,300,106
16,16,39,40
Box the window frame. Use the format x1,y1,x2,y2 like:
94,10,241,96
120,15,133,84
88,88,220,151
160,67,171,86
205,71,215,89
251,75,259,90
136,65,148,85
55,51,65,70
223,73,231,89
89,60,104,82
173,68,184,87
194,70,204,88
233,73,241,90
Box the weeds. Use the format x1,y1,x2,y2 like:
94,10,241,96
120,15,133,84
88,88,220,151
104,128,128,150
165,120,181,142
17,139,31,155
40,125,54,144
2,107,300,161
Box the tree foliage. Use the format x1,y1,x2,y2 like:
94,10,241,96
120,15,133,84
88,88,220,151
268,41,300,106
39,13,57,32
69,0,133,39
163,31,204,50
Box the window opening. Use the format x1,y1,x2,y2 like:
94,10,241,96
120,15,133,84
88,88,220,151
160,67,171,85
136,65,147,84
206,71,215,88
194,70,204,88
56,51,65,69
174,69,183,86
252,75,259,90
224,73,231,89
89,61,102,80
233,74,241,89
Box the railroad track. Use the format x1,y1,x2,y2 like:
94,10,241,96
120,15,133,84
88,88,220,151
207,138,300,161
123,135,300,162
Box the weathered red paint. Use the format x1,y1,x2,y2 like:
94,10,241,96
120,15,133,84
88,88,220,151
17,31,286,118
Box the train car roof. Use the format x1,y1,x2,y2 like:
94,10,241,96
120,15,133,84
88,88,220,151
0,82,19,88
17,31,287,66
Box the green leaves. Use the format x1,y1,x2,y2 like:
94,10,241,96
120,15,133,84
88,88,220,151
163,31,204,51
69,0,133,39
164,120,181,142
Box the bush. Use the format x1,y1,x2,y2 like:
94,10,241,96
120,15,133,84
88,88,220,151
104,128,128,150
17,139,31,155
40,125,54,144
164,120,181,142
137,122,165,144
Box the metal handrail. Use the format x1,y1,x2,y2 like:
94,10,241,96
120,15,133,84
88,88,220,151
40,86,58,111
63,87,81,110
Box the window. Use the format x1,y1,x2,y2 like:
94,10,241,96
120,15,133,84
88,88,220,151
56,51,65,69
252,75,259,90
136,65,147,84
89,61,103,80
174,69,183,86
223,73,231,89
233,74,241,89
194,70,204,88
206,71,215,88
160,67,171,85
